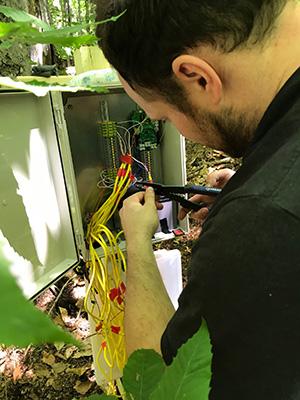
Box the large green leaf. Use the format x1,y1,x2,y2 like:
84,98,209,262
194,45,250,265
33,22,94,37
0,8,126,48
0,22,97,48
0,21,36,39
123,349,166,400
25,32,97,47
32,32,97,49
83,395,117,400
150,321,212,400
0,5,50,31
0,244,79,347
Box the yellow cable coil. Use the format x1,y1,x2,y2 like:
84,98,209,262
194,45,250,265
85,159,133,392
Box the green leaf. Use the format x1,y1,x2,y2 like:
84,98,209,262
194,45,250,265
0,22,97,48
0,21,36,39
83,395,117,400
0,5,50,31
35,22,93,37
25,32,97,47
0,9,125,48
123,349,165,400
0,244,79,348
150,321,212,400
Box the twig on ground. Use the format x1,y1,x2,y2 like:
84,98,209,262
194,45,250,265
48,274,77,316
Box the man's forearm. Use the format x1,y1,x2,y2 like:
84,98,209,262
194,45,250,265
124,238,175,356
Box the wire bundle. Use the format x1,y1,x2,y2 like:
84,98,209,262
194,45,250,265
85,155,135,394
85,113,155,394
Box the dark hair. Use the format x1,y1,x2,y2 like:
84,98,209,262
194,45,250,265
96,0,286,105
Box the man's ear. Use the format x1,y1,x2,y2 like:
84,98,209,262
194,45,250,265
172,55,222,105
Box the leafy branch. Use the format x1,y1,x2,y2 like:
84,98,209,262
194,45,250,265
0,5,124,49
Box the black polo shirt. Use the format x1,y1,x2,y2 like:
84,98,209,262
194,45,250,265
161,67,300,400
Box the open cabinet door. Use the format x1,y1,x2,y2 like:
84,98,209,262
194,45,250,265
0,91,82,298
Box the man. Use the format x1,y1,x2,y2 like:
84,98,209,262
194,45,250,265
96,1,300,398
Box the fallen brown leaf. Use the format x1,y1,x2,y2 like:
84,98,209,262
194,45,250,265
74,380,92,395
52,362,67,374
64,346,76,359
35,367,51,379
73,343,92,359
29,393,39,400
42,352,56,366
46,378,54,387
66,366,89,376
50,379,62,391
54,342,64,352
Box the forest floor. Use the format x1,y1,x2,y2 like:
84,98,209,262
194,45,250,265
0,141,240,400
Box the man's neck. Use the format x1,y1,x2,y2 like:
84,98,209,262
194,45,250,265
270,0,300,94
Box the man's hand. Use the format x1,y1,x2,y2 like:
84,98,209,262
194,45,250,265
178,168,235,224
119,187,159,243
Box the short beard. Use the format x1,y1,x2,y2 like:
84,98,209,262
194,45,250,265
182,102,260,158
204,107,260,158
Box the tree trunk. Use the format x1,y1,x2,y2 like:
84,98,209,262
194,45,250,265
59,0,66,26
85,0,90,32
0,0,32,77
45,0,52,25
77,0,82,23
66,0,72,25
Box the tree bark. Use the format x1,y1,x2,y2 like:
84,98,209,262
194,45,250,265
85,0,90,32
66,0,72,25
77,0,82,23
0,0,32,77
59,0,66,26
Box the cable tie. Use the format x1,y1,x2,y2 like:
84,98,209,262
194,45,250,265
109,288,119,301
120,154,133,165
117,169,124,178
111,326,121,335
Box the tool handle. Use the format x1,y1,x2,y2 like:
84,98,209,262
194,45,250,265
176,196,208,212
186,185,221,196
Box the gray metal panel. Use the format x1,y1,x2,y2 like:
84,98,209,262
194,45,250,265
63,91,136,177
161,122,188,231
62,92,163,229
0,92,79,298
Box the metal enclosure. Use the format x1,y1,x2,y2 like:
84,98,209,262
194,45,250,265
0,86,187,298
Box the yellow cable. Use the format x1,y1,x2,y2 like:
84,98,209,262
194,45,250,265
85,160,132,395
85,152,153,394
